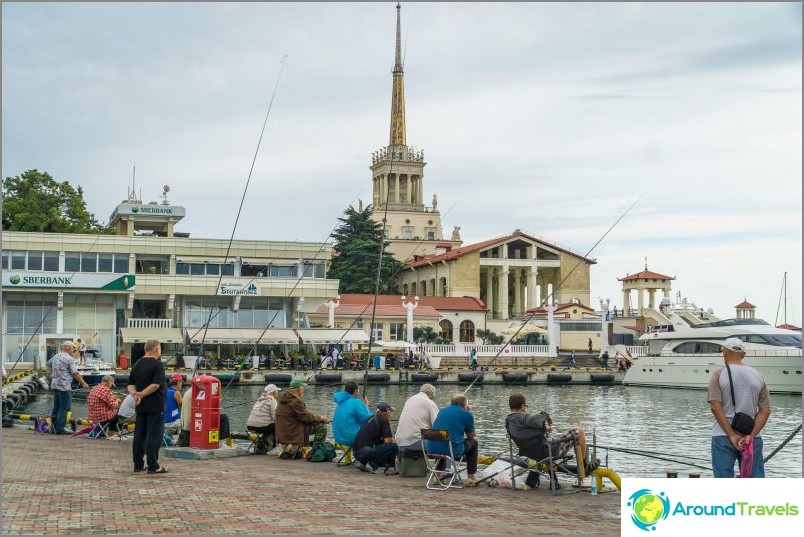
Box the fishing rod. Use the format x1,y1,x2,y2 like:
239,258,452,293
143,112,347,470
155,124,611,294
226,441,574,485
461,192,647,396
188,54,288,377
592,443,712,471
764,424,802,464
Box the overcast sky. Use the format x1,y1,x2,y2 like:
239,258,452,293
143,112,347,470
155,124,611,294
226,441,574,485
2,2,801,323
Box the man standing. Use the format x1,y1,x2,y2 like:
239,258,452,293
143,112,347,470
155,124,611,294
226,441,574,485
395,383,439,451
47,341,89,435
275,379,331,456
708,337,771,478
128,339,167,474
77,339,87,365
429,393,479,487
352,402,399,474
601,350,610,370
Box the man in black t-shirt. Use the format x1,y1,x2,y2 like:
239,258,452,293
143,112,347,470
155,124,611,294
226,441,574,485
352,402,398,473
127,339,167,474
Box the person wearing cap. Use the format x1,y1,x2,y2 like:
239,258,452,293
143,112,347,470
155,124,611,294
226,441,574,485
332,381,372,450
275,379,331,455
352,402,399,473
163,374,184,434
429,393,479,487
707,337,771,478
247,384,281,454
394,383,439,451
46,341,90,435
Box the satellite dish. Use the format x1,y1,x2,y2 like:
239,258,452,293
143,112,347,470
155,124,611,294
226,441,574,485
163,185,170,193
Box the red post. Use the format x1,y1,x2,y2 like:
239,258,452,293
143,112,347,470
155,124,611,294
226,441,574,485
119,354,128,369
189,375,221,449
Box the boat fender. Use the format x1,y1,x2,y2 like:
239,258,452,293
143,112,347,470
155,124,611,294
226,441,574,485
264,374,293,384
458,373,483,383
590,374,615,384
410,373,438,383
547,373,572,384
366,374,391,383
315,373,343,384
39,377,50,390
503,372,528,384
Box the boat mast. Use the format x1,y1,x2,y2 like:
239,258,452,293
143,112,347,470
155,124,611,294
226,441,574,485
775,271,788,326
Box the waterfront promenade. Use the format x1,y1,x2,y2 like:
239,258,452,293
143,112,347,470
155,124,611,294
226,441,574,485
1,427,621,535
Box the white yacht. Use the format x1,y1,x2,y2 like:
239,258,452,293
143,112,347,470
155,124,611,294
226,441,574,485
622,316,802,394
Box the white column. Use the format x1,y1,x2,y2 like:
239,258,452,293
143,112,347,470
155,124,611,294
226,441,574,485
325,295,340,328
402,295,419,342
485,269,494,314
406,176,412,204
648,289,656,309
513,268,521,315
599,298,610,356
395,174,400,204
499,266,509,319
623,290,630,316
56,291,64,334
637,289,645,316
528,266,538,309
547,291,558,356
518,270,526,313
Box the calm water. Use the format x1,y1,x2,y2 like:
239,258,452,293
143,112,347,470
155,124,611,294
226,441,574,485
21,383,803,478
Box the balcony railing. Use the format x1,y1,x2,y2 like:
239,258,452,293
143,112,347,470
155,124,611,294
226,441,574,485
127,318,173,329
421,343,551,357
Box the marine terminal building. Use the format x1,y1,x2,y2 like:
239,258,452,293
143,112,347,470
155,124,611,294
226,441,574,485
1,192,338,366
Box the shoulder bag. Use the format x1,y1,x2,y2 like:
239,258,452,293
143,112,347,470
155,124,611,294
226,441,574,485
725,364,755,436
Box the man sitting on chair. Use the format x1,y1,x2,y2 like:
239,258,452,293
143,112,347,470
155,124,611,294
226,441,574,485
246,384,280,454
352,402,399,474
332,381,372,451
505,393,598,485
429,393,479,487
87,375,121,437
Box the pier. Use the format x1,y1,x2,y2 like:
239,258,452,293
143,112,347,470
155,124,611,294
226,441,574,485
1,427,621,535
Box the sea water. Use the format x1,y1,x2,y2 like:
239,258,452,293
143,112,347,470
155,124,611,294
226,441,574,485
19,383,802,478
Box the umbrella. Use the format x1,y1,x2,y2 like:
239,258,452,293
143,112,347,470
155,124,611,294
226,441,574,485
501,320,548,337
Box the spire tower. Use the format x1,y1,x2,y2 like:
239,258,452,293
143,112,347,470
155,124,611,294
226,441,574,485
389,2,406,147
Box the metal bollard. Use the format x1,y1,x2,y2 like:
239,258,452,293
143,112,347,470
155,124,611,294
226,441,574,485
666,470,678,478
688,473,700,478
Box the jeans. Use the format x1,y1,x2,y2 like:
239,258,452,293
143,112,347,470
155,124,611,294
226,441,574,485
52,389,73,433
436,438,478,476
711,435,765,478
133,411,165,471
356,443,399,468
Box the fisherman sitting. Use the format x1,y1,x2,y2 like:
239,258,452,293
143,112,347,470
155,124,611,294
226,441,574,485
247,384,281,454
275,379,331,458
332,381,372,453
353,402,399,474
505,393,598,488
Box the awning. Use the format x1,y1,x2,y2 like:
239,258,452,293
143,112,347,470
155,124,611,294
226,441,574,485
370,340,418,349
295,329,370,344
186,328,298,344
120,328,184,344
175,257,234,264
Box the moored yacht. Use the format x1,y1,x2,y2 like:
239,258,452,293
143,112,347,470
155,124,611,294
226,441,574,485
622,317,802,394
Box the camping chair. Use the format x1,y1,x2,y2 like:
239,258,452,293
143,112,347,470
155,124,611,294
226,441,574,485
246,426,276,454
421,429,466,490
505,424,581,495
335,443,354,466
87,420,111,439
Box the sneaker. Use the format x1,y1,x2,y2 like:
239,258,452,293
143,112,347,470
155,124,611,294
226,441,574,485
354,461,366,471
363,462,378,473
382,467,399,476
465,477,479,488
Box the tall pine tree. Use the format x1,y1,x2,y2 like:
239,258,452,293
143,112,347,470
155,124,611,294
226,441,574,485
329,204,404,294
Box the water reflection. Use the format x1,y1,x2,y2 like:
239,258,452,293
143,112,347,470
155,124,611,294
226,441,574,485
21,384,802,478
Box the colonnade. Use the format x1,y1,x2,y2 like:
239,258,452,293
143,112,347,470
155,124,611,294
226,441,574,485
373,173,422,206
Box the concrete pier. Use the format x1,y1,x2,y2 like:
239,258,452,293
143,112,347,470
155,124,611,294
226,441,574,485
1,427,621,535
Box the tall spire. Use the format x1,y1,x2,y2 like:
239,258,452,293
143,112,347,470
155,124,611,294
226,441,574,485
389,2,406,147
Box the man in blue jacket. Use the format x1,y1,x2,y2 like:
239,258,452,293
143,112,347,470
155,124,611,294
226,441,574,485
332,381,372,449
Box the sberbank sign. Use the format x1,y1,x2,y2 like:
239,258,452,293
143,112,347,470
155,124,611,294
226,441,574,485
131,206,174,215
2,273,136,290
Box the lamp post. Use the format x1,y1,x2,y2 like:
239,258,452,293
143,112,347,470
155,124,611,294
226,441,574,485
402,295,419,343
325,295,340,329
599,297,611,356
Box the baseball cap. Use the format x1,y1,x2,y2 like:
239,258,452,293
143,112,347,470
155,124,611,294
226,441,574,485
170,373,184,382
263,383,281,393
722,338,747,353
376,402,395,412
289,379,307,389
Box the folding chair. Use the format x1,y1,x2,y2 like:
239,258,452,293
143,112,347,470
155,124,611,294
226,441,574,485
87,421,111,439
505,422,580,495
421,429,466,490
246,427,275,454
335,443,354,466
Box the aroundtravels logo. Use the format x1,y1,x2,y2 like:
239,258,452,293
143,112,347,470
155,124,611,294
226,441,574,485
628,489,670,531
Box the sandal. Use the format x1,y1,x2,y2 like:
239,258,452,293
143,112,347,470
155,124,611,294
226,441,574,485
147,466,168,474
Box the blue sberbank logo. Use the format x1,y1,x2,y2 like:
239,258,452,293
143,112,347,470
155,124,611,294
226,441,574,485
629,489,670,531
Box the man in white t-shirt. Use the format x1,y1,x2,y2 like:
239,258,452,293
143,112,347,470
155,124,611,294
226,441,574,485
394,383,439,451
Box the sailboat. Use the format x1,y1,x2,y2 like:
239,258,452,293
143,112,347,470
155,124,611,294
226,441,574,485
775,272,800,331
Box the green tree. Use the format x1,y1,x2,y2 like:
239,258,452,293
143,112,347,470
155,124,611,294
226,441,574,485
413,326,437,343
477,328,505,345
328,204,404,294
2,169,109,233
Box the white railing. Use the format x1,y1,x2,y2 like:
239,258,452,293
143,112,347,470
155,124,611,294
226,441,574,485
127,318,173,329
421,343,551,357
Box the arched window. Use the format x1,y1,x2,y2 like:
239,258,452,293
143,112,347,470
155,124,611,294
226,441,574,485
429,279,436,296
411,282,417,295
459,320,475,343
420,280,428,296
438,319,453,341
439,277,447,297
403,284,409,295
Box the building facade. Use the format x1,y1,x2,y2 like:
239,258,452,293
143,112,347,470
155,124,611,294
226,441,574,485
1,193,338,367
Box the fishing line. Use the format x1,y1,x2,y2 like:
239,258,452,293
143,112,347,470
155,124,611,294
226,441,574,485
462,191,647,395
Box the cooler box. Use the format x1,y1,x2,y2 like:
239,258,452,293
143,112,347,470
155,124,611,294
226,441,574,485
398,446,427,478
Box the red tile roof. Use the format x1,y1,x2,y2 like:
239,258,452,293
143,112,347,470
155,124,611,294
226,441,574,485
618,270,675,281
329,294,486,311
735,300,755,309
524,301,595,315
404,230,596,269
312,303,441,318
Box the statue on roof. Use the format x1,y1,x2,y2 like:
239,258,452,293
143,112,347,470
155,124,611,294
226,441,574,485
451,226,461,242
432,194,438,211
